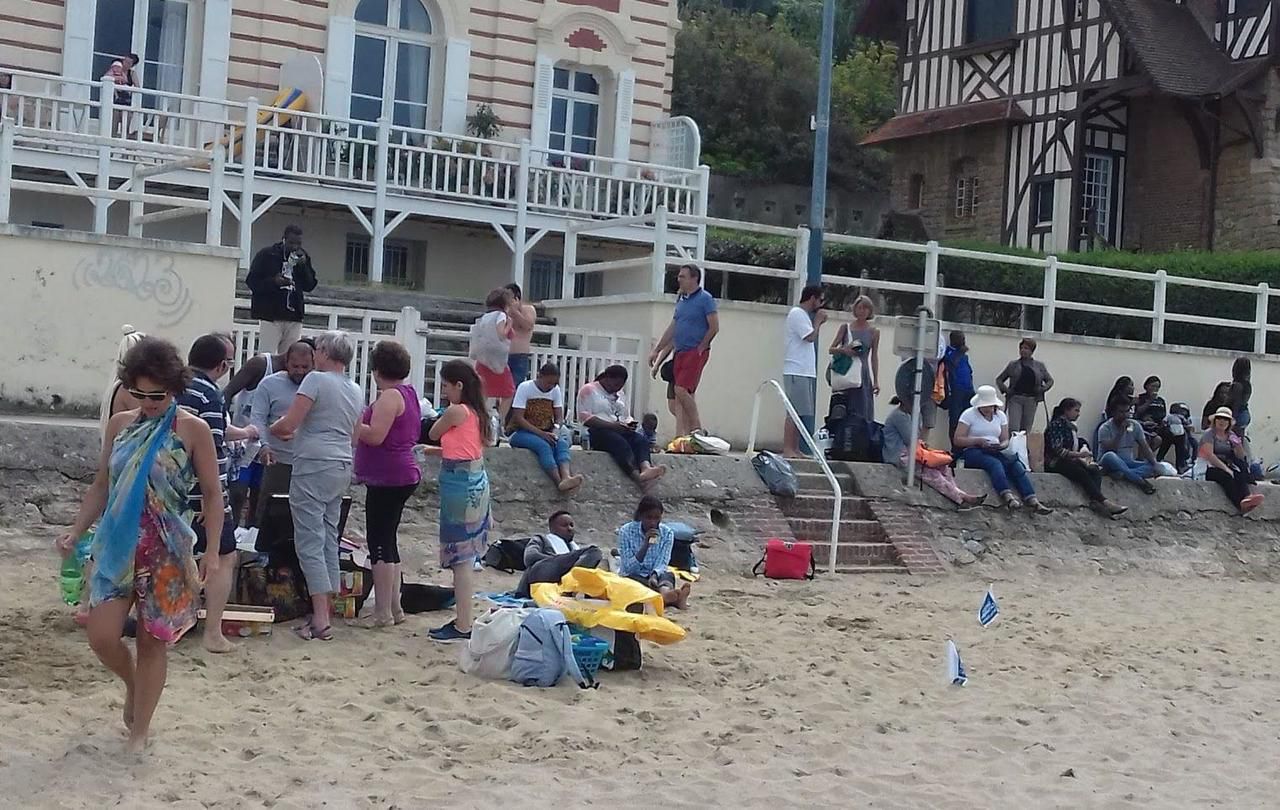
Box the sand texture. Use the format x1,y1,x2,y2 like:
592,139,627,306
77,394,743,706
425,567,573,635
2,528,1279,808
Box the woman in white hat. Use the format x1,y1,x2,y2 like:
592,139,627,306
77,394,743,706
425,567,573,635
1199,406,1263,514
953,385,1052,514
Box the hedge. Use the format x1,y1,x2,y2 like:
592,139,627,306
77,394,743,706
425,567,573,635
705,230,1280,353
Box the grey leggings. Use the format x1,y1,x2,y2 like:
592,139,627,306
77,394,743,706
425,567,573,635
289,462,351,595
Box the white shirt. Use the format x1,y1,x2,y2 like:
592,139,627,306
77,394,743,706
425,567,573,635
512,379,564,410
577,380,629,424
783,306,817,377
545,532,573,555
959,406,1007,446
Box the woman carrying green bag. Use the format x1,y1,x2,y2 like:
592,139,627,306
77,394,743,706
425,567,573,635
827,295,880,421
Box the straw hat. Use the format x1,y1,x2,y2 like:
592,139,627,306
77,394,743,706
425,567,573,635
1210,406,1235,425
971,385,1004,409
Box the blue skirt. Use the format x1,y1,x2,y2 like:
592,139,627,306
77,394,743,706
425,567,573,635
438,458,490,569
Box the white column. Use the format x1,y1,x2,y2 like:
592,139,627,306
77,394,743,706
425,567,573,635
371,118,390,284
0,120,12,224
651,205,668,294
129,166,144,238
1042,255,1058,335
922,239,940,314
792,226,809,304
1255,282,1269,354
561,228,578,299
238,97,260,269
93,78,115,234
1152,269,1167,345
207,144,226,246
512,140,531,285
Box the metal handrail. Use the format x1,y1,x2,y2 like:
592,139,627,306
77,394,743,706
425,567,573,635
746,379,843,574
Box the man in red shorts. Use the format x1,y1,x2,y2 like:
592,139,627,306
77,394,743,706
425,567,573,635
649,264,719,435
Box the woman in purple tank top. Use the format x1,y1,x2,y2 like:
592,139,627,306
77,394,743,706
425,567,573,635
354,341,422,627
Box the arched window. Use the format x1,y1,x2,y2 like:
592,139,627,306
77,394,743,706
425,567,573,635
351,0,438,130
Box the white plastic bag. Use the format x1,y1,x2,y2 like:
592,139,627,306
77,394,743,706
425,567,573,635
1003,431,1030,470
691,433,731,454
459,607,533,681
1154,461,1178,478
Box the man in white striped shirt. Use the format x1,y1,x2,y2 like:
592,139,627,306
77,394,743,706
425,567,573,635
179,334,259,653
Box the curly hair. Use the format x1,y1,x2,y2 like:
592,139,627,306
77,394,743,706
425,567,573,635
119,337,191,394
370,340,412,381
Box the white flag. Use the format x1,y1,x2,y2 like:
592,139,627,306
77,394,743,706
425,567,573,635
946,639,967,686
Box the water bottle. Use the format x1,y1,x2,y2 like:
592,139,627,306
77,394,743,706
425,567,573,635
58,532,92,605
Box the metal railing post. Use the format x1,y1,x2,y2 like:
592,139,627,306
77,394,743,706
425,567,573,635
1042,255,1058,335
1152,269,1167,345
561,226,578,299
923,239,940,313
513,139,531,286
238,97,259,270
651,204,669,294
1255,282,1269,354
371,117,390,284
93,77,115,234
206,143,225,246
0,119,13,224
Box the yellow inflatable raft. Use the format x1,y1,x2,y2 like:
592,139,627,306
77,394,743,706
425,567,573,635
530,567,687,645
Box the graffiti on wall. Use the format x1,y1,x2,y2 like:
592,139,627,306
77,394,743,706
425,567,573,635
71,250,193,328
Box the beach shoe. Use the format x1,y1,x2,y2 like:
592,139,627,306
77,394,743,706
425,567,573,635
429,620,471,644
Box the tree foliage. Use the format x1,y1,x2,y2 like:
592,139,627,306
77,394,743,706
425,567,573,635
672,0,897,190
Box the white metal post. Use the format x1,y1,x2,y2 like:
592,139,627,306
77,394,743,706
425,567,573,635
1042,255,1058,335
1152,269,1167,345
561,227,578,299
93,77,115,234
651,204,669,294
792,226,809,304
923,239,940,313
695,164,711,261
206,143,225,246
396,305,428,393
128,165,144,238
371,117,391,284
0,119,13,224
512,140,531,286
1255,282,1269,354
238,97,259,269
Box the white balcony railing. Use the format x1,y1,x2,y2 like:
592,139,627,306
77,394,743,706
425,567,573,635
0,68,705,227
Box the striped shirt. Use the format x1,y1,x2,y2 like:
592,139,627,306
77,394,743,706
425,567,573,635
177,370,231,514
616,521,675,579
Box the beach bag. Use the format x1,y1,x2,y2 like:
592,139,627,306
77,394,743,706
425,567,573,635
1003,431,1030,470
752,538,816,580
829,354,863,391
932,362,947,406
588,626,643,671
752,451,799,497
468,310,510,372
460,607,534,680
826,413,883,463
915,442,952,468
236,560,310,622
510,609,594,689
482,537,532,572
691,433,731,454
400,582,455,613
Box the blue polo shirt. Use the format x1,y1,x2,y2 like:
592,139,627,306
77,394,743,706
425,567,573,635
673,287,717,351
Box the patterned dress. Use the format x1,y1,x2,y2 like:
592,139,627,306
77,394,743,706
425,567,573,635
90,404,201,644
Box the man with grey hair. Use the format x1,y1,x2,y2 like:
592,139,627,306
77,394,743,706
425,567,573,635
270,330,363,641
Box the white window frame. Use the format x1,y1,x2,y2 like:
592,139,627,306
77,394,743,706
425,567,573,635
1082,151,1115,242
549,66,602,158
345,233,414,287
351,0,441,133
92,0,199,103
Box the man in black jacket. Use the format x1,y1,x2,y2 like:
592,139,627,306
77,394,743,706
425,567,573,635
246,224,318,354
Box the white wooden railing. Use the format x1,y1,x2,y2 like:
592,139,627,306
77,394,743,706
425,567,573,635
0,68,705,225
230,300,646,413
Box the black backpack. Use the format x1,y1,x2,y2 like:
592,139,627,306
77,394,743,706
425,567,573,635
826,412,884,462
481,537,533,572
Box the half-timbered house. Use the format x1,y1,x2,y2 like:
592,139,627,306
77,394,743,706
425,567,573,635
856,0,1280,253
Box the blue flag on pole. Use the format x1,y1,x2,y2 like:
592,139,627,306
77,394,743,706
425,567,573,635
979,585,999,627
946,639,967,686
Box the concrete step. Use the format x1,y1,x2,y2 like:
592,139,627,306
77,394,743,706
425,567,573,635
778,493,873,520
787,517,887,545
795,470,857,494
829,562,909,575
805,540,901,568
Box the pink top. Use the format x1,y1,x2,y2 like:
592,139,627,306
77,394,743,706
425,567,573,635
354,383,422,487
441,407,485,461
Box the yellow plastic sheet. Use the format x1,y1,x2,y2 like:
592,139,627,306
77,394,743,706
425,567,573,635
530,567,687,645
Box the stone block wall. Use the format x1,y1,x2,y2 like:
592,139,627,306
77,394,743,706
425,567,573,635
1215,72,1280,252
1122,97,1212,252
886,122,1008,243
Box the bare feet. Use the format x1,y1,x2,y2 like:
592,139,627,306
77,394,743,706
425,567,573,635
123,684,135,730
673,583,692,610
202,632,236,654
125,731,148,755
557,474,584,493
638,465,666,483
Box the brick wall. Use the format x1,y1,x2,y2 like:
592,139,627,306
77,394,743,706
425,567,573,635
886,123,1008,243
1215,72,1280,251
1123,97,1212,251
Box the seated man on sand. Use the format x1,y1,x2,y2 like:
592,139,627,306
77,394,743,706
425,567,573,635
514,510,602,598
616,495,690,609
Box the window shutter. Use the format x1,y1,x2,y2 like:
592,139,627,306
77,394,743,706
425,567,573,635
198,0,232,102
530,53,555,156
441,37,471,134
324,16,357,117
611,68,636,169
62,0,96,100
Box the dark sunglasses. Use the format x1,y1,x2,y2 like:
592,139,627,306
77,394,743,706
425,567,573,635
127,388,169,402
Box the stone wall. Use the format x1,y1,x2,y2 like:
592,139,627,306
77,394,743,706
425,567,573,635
1122,97,1212,252
1215,72,1280,252
706,175,888,237
886,122,1008,243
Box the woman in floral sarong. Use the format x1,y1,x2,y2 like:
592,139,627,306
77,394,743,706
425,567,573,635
59,337,224,753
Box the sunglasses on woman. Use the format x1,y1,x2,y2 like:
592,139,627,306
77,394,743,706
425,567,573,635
127,388,170,402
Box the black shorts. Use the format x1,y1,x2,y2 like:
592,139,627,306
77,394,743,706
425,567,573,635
193,510,237,556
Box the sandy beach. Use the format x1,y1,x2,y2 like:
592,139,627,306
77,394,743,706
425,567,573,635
2,526,1278,809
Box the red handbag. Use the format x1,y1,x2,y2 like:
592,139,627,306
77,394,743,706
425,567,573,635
752,538,816,580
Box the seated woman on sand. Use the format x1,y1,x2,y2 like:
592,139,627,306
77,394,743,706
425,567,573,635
881,396,985,511
1200,407,1265,515
617,496,691,609
952,386,1052,514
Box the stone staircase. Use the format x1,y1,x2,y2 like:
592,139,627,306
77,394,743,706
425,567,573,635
776,458,907,574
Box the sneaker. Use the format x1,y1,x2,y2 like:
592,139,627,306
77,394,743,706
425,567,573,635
1139,480,1157,495
428,621,471,644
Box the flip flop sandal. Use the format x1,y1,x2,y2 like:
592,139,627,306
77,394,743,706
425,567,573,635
313,625,334,641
